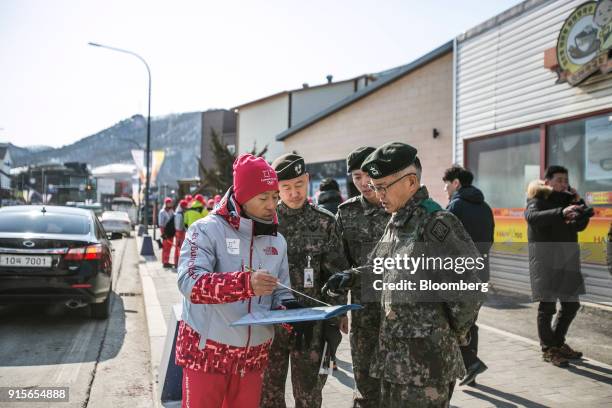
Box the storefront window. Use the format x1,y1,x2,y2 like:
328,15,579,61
548,113,612,206
466,129,540,208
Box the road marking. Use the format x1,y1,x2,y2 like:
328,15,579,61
53,322,96,385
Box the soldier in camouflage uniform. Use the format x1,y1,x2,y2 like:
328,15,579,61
324,142,484,408
335,146,390,408
261,153,349,408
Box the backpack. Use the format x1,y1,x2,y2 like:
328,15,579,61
163,215,176,239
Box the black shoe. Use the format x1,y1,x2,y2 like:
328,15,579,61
163,263,173,268
460,361,488,386
543,347,570,367
558,344,583,360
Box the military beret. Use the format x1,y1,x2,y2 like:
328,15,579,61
361,142,418,179
271,153,306,181
346,146,376,173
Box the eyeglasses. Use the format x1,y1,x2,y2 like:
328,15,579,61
368,173,416,195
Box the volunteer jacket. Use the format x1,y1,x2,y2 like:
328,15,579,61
184,200,208,228
175,188,293,374
158,208,174,230
174,207,185,232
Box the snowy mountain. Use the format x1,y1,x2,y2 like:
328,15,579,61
9,112,202,187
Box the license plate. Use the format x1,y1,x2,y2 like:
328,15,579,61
0,255,53,268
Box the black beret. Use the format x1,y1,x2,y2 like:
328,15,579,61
319,177,339,192
347,146,376,172
361,142,418,179
271,153,306,181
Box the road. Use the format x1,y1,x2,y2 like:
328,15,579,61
0,236,154,408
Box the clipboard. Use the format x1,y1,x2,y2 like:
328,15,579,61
230,304,363,327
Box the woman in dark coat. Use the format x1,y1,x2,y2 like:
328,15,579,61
525,174,590,367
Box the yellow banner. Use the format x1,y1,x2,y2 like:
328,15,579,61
492,208,610,264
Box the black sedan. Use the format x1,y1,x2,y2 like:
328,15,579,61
0,205,113,319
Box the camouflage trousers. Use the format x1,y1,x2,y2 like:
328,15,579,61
260,328,327,408
380,380,455,408
350,325,380,408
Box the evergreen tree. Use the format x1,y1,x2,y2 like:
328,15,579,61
198,130,267,195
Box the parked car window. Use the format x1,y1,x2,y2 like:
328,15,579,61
94,218,105,239
0,213,91,235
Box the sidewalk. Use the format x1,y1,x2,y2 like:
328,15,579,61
137,235,612,407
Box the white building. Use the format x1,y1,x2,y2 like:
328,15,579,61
234,75,373,161
453,0,612,303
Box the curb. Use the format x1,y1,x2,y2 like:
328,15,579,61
136,237,167,408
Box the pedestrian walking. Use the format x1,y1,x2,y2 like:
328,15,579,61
158,197,175,268
525,166,593,367
443,165,494,386
183,194,208,229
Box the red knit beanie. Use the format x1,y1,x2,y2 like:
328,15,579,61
233,154,279,205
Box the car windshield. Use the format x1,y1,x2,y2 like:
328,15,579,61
0,213,91,235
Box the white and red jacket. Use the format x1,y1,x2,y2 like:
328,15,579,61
175,189,292,374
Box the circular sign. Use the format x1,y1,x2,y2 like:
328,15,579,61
557,2,600,74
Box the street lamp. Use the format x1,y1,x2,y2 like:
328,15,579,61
89,41,155,256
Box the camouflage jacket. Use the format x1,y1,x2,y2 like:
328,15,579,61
277,200,348,303
361,186,484,386
277,201,349,349
335,195,390,328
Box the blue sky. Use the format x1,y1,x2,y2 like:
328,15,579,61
0,0,522,147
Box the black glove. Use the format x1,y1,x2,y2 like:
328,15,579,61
281,299,303,310
321,271,353,296
281,299,314,351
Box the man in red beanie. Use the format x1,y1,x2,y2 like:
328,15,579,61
176,153,311,408
207,198,215,211
159,197,175,268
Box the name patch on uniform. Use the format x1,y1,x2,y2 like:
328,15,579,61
430,220,450,242
226,239,240,255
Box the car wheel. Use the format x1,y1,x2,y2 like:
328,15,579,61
91,293,111,319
